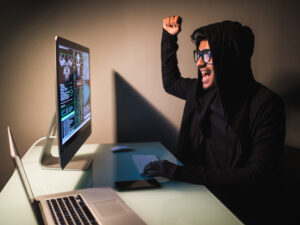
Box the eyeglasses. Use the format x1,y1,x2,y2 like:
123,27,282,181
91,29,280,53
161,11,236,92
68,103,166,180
193,49,212,63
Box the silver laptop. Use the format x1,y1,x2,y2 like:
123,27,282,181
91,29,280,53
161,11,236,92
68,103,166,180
7,127,146,225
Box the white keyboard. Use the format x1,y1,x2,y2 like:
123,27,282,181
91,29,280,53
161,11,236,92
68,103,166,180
132,154,159,174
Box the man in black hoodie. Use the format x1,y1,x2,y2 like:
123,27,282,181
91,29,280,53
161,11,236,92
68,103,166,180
144,16,286,224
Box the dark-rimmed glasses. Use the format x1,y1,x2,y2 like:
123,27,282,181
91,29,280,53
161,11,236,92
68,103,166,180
193,49,212,63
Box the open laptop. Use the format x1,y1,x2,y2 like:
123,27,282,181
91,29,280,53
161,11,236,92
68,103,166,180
7,127,146,225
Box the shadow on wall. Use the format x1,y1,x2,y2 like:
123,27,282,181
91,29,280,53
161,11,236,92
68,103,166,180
271,72,300,148
270,71,300,190
276,72,300,110
272,73,300,223
113,71,178,155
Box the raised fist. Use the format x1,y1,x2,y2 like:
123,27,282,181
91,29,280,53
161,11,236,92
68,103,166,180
163,16,182,35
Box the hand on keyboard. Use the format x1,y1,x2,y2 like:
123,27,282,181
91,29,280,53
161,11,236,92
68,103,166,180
143,160,178,180
132,154,159,175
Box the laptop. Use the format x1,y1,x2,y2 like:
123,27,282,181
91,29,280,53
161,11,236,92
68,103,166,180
7,127,146,225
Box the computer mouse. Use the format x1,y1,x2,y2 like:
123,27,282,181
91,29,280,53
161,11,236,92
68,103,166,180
111,145,133,152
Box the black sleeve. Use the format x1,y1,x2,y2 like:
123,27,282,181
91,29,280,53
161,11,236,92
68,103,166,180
174,95,286,186
161,29,196,100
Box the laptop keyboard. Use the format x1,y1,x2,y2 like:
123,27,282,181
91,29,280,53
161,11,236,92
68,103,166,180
132,154,159,174
47,195,98,225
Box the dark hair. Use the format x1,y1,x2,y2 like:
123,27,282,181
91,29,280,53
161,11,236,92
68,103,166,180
191,28,207,47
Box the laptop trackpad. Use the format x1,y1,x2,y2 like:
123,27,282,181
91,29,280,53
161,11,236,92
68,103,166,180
94,199,127,217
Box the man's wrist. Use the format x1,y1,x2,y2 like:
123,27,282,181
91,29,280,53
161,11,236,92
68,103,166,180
162,28,178,42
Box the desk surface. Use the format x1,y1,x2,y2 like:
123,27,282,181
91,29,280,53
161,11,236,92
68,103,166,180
0,142,243,225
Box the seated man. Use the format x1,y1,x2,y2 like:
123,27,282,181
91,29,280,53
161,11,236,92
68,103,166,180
144,16,285,225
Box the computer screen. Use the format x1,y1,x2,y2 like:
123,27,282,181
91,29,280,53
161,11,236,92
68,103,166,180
56,36,91,169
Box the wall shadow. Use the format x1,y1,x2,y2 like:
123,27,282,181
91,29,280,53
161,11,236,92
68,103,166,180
271,71,300,147
270,72,300,186
272,72,300,110
270,73,300,223
114,71,178,155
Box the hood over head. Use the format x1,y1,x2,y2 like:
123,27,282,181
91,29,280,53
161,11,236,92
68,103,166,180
191,20,256,116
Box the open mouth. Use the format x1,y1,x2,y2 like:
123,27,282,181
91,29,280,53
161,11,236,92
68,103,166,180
200,69,211,83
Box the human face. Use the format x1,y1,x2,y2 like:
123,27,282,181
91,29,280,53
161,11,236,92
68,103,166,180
197,40,215,90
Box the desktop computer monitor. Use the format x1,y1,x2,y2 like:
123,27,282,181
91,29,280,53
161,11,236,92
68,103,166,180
56,36,92,169
40,36,92,170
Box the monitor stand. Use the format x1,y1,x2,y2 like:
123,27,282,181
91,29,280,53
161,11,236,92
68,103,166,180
40,113,92,170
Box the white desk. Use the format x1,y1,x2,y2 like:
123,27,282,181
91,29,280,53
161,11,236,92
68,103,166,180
0,142,243,225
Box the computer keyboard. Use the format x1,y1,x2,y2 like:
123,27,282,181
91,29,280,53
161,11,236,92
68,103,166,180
47,194,98,225
132,154,159,174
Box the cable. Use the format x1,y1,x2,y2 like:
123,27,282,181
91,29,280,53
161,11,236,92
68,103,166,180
27,136,56,154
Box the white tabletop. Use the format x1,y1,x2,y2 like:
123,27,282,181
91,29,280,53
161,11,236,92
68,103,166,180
0,142,243,225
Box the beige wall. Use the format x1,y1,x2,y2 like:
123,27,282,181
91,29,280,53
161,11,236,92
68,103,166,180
1,0,300,191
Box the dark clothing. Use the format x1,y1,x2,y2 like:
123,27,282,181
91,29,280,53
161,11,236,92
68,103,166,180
161,21,285,224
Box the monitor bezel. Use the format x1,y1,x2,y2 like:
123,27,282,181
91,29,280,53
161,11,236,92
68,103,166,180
55,36,91,169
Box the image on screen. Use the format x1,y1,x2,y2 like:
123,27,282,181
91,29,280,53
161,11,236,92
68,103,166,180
57,43,91,146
